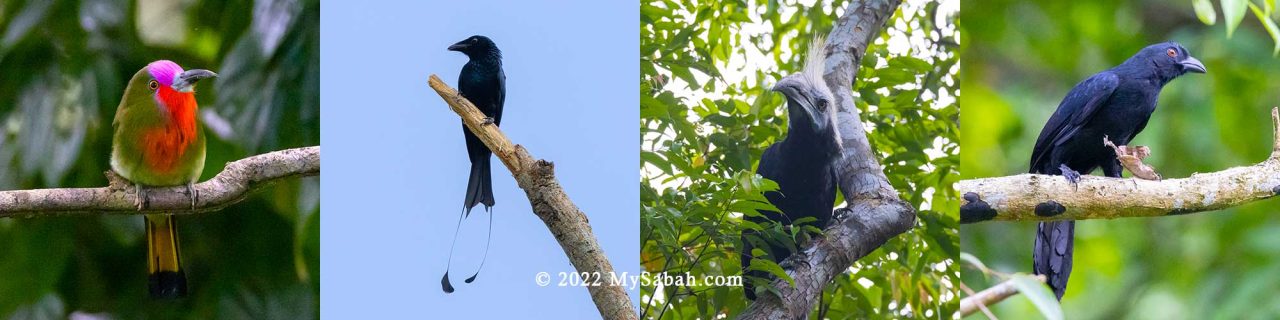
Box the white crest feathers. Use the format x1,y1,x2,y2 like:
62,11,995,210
803,35,829,91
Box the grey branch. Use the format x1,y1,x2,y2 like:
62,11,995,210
959,275,1047,317
428,75,636,320
959,108,1280,223
738,1,917,319
0,146,319,217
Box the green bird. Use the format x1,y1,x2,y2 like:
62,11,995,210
110,60,216,298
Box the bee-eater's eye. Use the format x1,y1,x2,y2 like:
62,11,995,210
148,80,159,90
1166,48,1177,58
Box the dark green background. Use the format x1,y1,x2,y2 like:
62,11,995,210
961,0,1280,318
0,0,319,318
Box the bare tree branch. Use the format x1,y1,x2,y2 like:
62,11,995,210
428,75,636,320
959,275,1047,317
738,1,918,318
0,146,319,217
960,108,1280,224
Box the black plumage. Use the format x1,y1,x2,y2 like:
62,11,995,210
1029,42,1205,300
443,35,506,293
741,38,843,300
452,35,506,215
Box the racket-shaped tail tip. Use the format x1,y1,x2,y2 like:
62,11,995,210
442,272,456,293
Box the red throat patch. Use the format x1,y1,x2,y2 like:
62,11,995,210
141,86,199,173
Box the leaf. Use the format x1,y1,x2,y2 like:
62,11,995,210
642,151,671,174
1223,0,1249,37
748,259,795,287
1249,3,1280,55
1194,0,1217,25
641,4,672,22
756,176,780,192
2,0,53,47
739,219,765,231
959,252,986,271
728,199,779,215
802,225,823,235
790,216,818,225
1010,274,1065,320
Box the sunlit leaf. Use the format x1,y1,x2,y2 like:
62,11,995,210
748,259,794,287
1224,0,1249,37
959,252,986,272
1010,274,1064,320
1249,3,1280,55
1194,0,1217,25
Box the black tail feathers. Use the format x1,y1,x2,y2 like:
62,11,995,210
443,201,495,293
463,157,495,216
1033,220,1075,300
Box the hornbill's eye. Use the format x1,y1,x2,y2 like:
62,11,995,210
471,38,479,43
1166,48,1177,58
148,80,159,91
817,99,829,111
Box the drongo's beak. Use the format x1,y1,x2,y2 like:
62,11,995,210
172,69,217,92
448,42,468,51
1181,56,1207,73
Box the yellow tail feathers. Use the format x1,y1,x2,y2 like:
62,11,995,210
145,214,187,298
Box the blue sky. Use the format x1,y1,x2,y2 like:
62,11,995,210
320,0,638,318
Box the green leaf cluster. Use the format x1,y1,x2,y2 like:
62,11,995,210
641,0,959,318
1196,0,1280,55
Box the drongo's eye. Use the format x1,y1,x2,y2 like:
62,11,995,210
1166,48,1177,58
148,80,159,90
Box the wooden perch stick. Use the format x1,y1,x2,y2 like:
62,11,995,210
738,0,916,318
960,108,1280,223
428,75,636,320
959,275,1047,317
0,146,319,216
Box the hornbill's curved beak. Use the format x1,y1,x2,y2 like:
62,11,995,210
1181,56,1206,74
448,41,468,51
172,69,217,92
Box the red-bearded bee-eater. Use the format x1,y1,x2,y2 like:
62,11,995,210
110,60,216,298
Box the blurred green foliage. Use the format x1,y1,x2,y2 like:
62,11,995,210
961,0,1280,318
640,0,959,318
0,0,318,318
